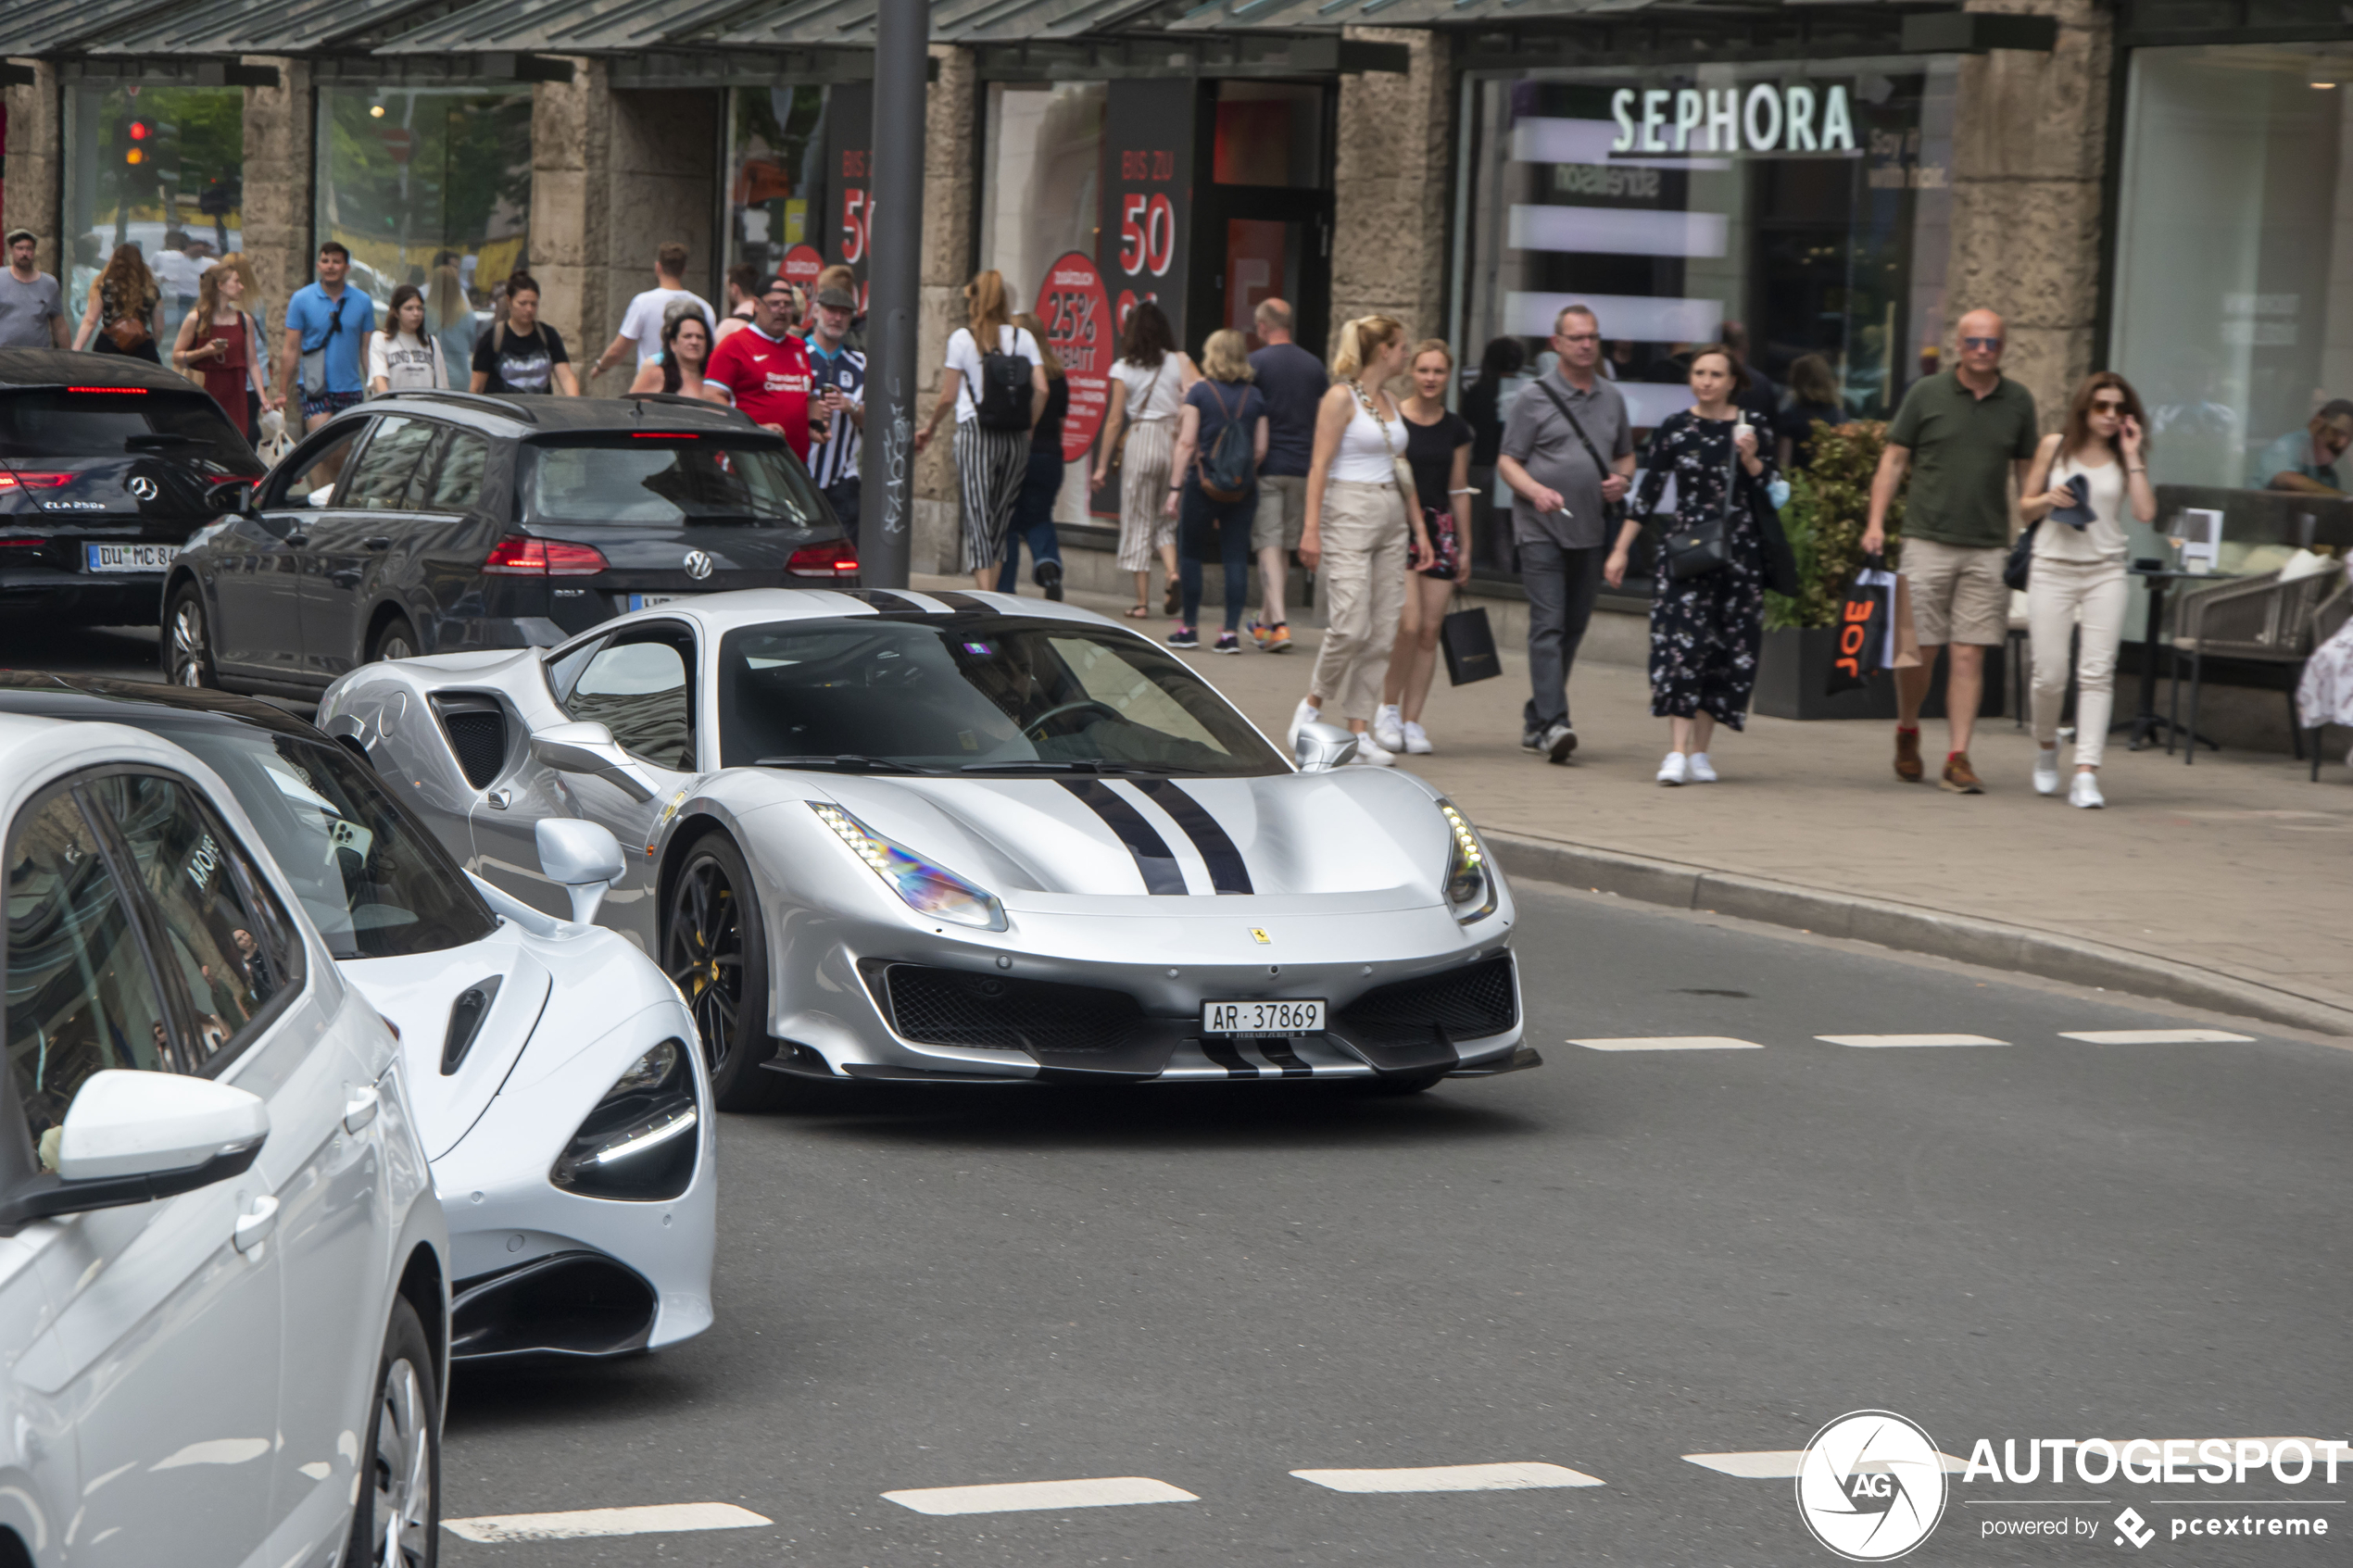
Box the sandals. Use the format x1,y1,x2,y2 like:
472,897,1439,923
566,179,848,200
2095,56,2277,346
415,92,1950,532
1163,580,1180,616
1126,604,1151,619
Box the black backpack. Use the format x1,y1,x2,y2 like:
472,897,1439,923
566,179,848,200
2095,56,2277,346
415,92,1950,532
1195,384,1254,503
974,328,1034,431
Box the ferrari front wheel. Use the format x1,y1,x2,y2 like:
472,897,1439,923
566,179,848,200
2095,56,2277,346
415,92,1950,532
664,834,792,1112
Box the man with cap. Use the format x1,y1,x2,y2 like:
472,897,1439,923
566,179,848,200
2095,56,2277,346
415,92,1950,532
803,283,865,543
0,231,69,350
700,273,824,464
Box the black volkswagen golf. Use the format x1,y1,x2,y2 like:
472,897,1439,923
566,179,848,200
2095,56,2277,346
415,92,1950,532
0,349,265,625
164,389,856,696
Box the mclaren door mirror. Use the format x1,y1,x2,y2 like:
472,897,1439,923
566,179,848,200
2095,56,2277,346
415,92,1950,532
528,721,659,803
536,818,627,925
0,1071,269,1230
1293,721,1361,772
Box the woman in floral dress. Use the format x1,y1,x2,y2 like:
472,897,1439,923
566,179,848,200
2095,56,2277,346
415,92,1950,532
1604,345,1776,784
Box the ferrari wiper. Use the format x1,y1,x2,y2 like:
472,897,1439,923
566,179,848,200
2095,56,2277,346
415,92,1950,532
754,754,939,773
960,760,1203,775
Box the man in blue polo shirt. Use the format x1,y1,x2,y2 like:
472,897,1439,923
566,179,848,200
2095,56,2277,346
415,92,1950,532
279,242,375,432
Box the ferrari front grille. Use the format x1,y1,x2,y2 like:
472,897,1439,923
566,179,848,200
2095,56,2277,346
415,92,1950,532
1334,954,1517,1048
875,964,1144,1054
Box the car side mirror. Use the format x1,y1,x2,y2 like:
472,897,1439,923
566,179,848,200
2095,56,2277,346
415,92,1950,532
1293,721,1360,772
529,720,660,803
0,1071,268,1229
536,818,627,925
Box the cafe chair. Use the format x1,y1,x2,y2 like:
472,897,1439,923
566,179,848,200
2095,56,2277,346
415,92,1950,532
2165,567,2344,766
2305,578,2353,782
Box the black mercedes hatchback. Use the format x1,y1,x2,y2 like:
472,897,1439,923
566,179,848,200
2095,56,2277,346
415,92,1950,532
164,389,855,696
0,349,265,625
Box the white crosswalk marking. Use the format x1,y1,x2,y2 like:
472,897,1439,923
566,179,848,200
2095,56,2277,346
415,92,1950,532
1570,1036,1763,1051
882,1477,1198,1515
1684,1450,1969,1478
443,1502,770,1542
1291,1462,1605,1492
1815,1034,2008,1047
2059,1029,2255,1044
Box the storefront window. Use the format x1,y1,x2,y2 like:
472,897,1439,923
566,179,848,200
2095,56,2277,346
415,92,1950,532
315,86,532,326
981,82,1106,316
62,84,245,320
726,86,832,289
2113,44,2353,503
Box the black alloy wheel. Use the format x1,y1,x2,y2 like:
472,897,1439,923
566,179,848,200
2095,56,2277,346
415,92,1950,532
165,583,215,687
372,614,421,664
663,834,790,1111
344,1297,439,1568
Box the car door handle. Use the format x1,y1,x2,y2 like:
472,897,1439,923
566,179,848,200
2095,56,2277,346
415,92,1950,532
364,536,392,551
283,532,309,547
343,1084,381,1133
330,568,362,587
484,787,512,810
233,1194,280,1254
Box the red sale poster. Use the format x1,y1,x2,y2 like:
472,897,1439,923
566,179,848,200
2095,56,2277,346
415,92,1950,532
1038,251,1112,465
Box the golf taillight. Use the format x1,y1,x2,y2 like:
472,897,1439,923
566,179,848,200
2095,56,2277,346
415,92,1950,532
0,472,71,489
786,540,859,577
483,535,609,576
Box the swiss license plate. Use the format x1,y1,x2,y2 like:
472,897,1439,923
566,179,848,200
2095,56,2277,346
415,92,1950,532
86,543,179,573
1201,998,1327,1036
627,593,693,611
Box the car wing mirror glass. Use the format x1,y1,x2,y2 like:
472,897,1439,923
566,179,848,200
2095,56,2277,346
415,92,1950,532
0,1071,270,1229
529,721,661,803
1294,720,1360,772
535,818,627,924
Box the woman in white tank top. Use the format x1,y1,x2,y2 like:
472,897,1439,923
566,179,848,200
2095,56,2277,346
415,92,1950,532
1289,316,1433,765
2019,372,2158,808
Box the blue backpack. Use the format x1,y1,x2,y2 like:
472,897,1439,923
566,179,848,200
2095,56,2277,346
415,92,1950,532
1194,384,1253,503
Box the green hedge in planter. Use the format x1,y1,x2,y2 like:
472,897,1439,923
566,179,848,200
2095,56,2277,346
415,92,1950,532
1764,420,1906,632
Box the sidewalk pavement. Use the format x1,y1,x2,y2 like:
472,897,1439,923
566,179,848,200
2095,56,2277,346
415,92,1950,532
918,572,2353,1035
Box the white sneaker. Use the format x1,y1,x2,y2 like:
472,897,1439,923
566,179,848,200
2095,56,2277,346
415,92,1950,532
1286,697,1320,751
2069,771,2105,809
1372,703,1405,754
2033,746,2061,796
1401,720,1433,755
1656,751,1688,785
1686,751,1718,783
1351,734,1398,767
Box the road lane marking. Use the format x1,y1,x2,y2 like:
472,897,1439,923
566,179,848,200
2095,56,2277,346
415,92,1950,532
1570,1036,1763,1051
882,1477,1198,1515
1815,1034,2008,1047
443,1502,770,1542
1291,1462,1605,1492
1684,1451,1969,1478
2059,1029,2255,1044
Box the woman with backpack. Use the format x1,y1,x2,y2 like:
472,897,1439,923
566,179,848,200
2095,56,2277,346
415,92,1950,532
1161,330,1268,652
1091,302,1199,619
915,270,1049,589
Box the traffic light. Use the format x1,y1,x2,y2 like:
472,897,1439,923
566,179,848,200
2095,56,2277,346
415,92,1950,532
125,119,148,165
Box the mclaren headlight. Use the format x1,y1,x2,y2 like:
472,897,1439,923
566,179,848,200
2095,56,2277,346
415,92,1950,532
811,802,1007,931
549,1037,698,1202
1437,798,1497,923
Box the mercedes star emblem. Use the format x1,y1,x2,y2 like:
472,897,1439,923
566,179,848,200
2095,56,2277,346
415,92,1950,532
128,476,158,501
684,549,714,581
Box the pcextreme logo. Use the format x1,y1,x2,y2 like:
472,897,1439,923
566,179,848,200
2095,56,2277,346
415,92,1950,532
1797,1411,1948,1562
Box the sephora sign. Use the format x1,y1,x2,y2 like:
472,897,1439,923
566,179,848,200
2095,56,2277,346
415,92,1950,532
1609,82,1857,156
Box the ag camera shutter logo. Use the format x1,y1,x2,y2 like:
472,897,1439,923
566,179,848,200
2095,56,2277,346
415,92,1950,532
1796,1411,1948,1561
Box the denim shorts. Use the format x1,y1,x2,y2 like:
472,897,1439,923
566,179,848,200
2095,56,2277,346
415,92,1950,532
301,389,364,421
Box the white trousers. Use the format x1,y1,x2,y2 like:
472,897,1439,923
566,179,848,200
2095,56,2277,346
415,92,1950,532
2026,555,2129,771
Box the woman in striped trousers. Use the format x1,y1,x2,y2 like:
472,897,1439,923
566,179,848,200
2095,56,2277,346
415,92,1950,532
1091,301,1198,618
917,270,1050,586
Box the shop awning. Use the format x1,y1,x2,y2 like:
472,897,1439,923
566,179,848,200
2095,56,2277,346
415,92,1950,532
373,0,771,56
0,0,188,56
84,0,454,56
375,0,1176,53
1165,0,1890,29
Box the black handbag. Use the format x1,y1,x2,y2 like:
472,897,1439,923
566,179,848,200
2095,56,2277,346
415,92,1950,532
1665,518,1730,580
1439,598,1502,685
2003,521,2038,592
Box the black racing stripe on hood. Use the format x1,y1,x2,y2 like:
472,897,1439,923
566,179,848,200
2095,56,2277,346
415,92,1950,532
929,591,988,612
1060,778,1186,895
1136,780,1252,895
851,589,929,613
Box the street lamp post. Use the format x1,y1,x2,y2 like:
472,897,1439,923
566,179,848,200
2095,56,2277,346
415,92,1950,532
860,0,927,590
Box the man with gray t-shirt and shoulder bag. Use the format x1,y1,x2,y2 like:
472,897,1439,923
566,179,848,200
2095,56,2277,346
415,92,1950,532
1497,304,1635,763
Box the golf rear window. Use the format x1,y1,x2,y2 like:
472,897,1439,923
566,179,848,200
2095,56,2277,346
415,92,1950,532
0,388,261,473
519,435,828,528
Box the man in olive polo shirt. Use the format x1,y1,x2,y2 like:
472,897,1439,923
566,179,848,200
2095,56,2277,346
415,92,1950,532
1861,308,2039,793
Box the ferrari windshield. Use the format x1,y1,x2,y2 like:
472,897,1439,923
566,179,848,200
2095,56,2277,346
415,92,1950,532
716,615,1289,776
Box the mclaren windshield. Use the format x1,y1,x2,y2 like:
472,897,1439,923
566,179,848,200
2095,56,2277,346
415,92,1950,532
717,615,1289,776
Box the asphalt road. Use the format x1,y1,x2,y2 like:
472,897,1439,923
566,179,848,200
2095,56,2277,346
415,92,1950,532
432,882,2351,1568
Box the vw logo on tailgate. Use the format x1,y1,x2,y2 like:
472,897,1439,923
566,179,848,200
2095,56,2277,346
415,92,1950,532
127,476,158,501
683,549,714,580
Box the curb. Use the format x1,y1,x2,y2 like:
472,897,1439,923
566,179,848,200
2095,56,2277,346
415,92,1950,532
1486,831,2353,1039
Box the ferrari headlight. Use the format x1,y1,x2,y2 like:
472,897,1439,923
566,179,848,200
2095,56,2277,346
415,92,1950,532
1438,799,1497,924
548,1037,698,1202
810,802,1007,931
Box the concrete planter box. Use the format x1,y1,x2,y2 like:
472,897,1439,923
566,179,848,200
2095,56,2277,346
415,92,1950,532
1754,627,2005,721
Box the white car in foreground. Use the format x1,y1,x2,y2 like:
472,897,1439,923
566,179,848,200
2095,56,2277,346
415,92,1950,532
0,711,447,1567
0,675,716,1366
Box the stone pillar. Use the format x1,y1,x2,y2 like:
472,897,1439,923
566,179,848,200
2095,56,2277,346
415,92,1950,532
3,63,61,279
912,44,977,573
586,87,722,394
1945,0,2112,426
530,59,611,378
240,57,314,345
1328,27,1453,377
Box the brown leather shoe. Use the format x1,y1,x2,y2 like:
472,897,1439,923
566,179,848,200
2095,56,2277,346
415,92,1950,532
1941,751,1985,794
1894,726,1923,783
